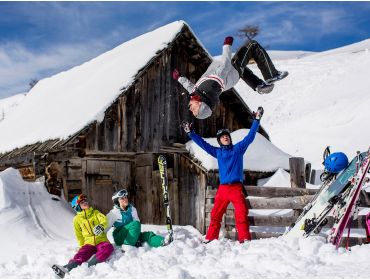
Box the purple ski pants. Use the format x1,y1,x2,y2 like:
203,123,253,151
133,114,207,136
71,242,114,264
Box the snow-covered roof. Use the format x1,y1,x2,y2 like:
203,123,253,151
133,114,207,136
0,21,195,154
186,128,291,172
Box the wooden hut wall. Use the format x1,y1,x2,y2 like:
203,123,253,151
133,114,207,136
83,28,267,155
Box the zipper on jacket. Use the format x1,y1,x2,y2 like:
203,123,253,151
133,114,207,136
84,209,96,246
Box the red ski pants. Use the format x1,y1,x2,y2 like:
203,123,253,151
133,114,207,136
206,183,251,242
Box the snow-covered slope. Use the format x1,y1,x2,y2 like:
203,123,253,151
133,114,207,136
186,128,291,172
0,21,190,154
235,38,370,169
0,92,26,122
1,167,370,278
0,168,75,263
268,50,315,60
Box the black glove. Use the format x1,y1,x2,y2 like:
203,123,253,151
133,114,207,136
254,106,264,120
181,121,192,134
93,224,104,236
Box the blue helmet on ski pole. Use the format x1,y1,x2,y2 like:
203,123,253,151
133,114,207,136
323,152,349,174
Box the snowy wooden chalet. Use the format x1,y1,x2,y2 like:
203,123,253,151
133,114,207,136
0,21,273,234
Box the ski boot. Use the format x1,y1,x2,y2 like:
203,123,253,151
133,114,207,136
256,82,274,94
265,71,289,84
52,261,78,279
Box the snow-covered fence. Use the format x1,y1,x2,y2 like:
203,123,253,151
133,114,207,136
205,185,369,246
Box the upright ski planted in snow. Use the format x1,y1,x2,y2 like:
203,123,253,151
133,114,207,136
327,148,370,248
158,155,174,243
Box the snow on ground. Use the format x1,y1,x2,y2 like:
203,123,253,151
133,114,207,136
0,92,26,122
267,50,316,60
257,168,319,189
1,168,370,278
235,38,370,169
186,129,291,172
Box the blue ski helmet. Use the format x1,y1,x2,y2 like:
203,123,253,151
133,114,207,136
323,152,349,174
71,194,87,212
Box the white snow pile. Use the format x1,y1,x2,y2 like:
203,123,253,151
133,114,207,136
235,38,370,169
257,168,319,189
0,20,190,154
268,50,316,60
0,92,26,122
0,168,75,263
186,129,291,172
1,168,370,278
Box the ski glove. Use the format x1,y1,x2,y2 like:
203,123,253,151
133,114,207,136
172,69,180,81
181,121,192,134
254,106,264,120
224,36,234,46
93,224,104,236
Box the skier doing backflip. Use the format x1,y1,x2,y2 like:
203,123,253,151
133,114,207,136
181,107,264,244
172,36,288,119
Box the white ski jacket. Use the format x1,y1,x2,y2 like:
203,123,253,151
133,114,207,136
177,44,240,95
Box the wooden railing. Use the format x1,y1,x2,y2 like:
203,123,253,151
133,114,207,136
205,185,369,246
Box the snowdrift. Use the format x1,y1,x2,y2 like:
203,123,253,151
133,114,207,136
0,168,75,263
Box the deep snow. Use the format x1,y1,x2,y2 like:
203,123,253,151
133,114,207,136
1,168,370,279
235,39,370,169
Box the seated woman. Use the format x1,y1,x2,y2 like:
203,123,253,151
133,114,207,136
52,194,114,278
107,189,171,248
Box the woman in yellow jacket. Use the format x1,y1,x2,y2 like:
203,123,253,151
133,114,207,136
52,194,114,278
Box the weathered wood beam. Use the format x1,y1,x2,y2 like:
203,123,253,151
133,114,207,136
205,195,314,211
206,186,318,198
290,157,306,188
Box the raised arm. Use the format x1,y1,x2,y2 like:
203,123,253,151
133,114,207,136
172,69,195,95
188,131,218,158
236,107,264,153
236,120,260,153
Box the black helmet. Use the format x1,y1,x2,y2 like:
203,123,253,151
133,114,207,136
112,189,128,207
216,128,232,146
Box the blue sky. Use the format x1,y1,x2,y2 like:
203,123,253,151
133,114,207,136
1,1,370,98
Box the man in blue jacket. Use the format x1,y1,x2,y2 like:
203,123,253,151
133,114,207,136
182,107,264,243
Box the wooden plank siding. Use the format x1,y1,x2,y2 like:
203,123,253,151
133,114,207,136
205,185,369,246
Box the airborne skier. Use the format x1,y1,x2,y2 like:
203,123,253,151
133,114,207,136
172,36,288,119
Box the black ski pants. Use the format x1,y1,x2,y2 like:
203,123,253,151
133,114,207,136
232,40,278,90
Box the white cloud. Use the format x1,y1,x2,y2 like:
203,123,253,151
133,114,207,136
0,40,110,98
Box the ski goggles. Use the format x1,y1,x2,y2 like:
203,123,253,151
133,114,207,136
76,194,87,204
113,189,128,200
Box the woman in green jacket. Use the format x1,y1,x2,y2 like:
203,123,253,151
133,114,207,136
107,189,171,248
52,194,114,278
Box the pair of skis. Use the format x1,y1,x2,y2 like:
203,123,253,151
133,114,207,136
287,148,370,248
327,149,370,248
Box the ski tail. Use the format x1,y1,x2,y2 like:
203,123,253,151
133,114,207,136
158,155,174,243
